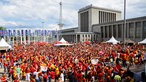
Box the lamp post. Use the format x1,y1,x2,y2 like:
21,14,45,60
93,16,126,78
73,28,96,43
123,0,126,48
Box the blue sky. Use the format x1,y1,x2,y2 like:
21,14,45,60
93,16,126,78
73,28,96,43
0,0,146,30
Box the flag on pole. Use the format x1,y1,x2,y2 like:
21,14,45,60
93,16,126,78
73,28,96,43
17,30,20,36
13,30,16,36
28,30,31,36
25,30,28,36
3,30,7,36
8,30,12,36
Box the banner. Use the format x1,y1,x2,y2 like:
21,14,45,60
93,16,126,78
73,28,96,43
13,30,16,36
8,30,12,36
3,30,7,36
52,30,57,37
28,30,31,36
25,30,28,36
44,30,47,36
17,30,20,36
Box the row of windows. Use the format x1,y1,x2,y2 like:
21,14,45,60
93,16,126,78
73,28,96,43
143,21,146,38
101,21,146,39
99,11,116,24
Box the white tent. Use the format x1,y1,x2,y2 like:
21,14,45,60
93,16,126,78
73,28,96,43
54,37,73,46
0,38,12,50
138,38,146,44
59,38,68,44
106,36,120,44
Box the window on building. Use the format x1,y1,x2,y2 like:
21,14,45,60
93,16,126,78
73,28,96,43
105,26,107,38
113,25,116,38
135,22,141,38
80,11,89,32
129,23,134,38
101,26,104,38
109,25,112,37
118,24,122,38
143,21,146,38
99,11,101,24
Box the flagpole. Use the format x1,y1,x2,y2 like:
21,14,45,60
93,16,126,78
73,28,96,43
24,30,26,44
20,30,22,44
13,34,14,45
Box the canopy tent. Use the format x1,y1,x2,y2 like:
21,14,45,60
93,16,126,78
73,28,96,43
0,38,12,50
138,38,146,44
124,39,135,44
54,37,73,46
106,36,120,44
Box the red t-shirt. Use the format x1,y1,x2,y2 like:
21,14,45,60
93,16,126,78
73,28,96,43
1,76,7,82
43,74,48,80
13,80,20,82
50,71,55,79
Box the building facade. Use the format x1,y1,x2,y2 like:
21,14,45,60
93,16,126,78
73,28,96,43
62,5,122,42
92,16,146,42
78,5,121,32
61,5,146,43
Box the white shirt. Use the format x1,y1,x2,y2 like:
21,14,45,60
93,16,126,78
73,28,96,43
60,73,64,81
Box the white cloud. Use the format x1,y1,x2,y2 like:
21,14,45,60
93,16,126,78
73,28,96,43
0,18,20,27
0,0,145,29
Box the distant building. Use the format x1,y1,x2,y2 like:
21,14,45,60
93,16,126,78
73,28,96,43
61,5,146,43
93,16,146,42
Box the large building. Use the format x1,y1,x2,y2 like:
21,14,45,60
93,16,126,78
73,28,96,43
61,5,146,43
93,16,146,42
78,5,121,32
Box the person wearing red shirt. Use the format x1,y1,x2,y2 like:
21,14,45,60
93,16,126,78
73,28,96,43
3,61,8,73
50,70,55,81
13,78,20,82
77,71,83,82
43,72,48,82
0,74,7,82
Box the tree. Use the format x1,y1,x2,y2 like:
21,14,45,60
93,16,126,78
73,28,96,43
0,26,6,30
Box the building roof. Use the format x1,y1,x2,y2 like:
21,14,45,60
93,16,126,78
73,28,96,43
79,4,121,13
61,27,78,31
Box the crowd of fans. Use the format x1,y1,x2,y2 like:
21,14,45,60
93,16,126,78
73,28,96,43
0,42,145,82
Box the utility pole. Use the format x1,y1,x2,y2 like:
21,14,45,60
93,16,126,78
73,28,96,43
123,0,126,48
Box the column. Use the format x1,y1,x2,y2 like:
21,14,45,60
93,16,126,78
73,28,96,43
141,21,143,40
20,30,22,44
13,36,14,45
133,22,136,40
126,23,129,39
103,26,105,39
24,31,26,44
116,25,118,38
76,34,77,43
107,26,109,39
111,25,113,36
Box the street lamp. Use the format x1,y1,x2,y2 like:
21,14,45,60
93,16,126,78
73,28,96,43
123,0,126,48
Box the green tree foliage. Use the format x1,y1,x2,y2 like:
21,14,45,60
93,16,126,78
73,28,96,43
0,26,6,30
